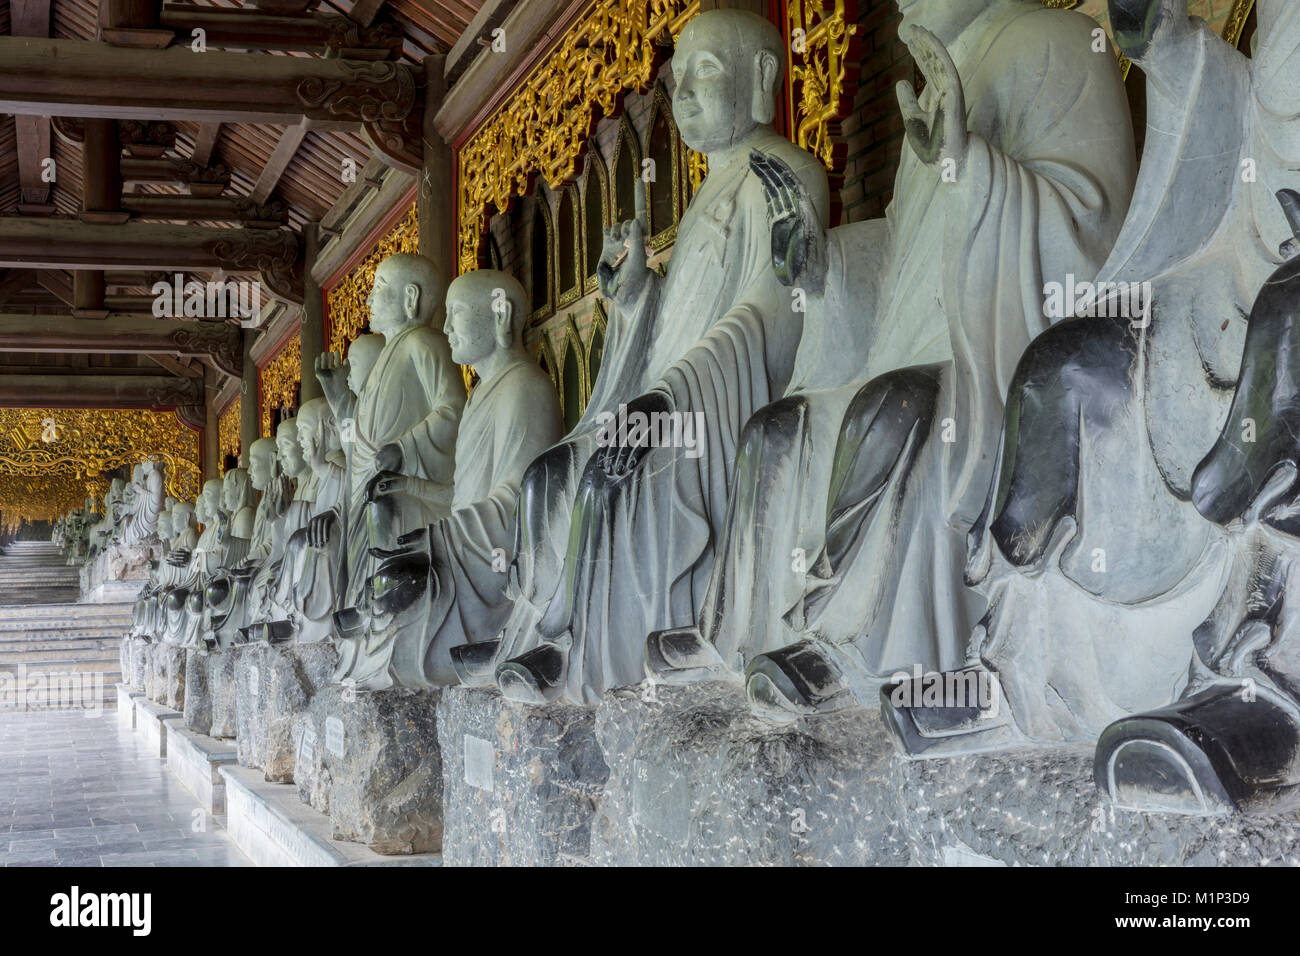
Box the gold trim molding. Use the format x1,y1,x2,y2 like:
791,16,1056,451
786,0,858,173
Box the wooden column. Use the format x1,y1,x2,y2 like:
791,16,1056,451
239,328,259,463
202,365,220,480
78,118,123,318
419,54,454,283
299,222,325,403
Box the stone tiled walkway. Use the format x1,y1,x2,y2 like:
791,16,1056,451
0,706,251,867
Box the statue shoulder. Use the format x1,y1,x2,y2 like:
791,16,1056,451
991,5,1102,60
755,134,830,225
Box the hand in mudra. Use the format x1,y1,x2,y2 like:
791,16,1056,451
750,149,827,293
896,25,968,170
365,471,404,503
306,512,336,548
595,391,672,479
315,351,350,400
597,219,650,302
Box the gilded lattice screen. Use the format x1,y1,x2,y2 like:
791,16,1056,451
259,330,302,438
218,398,241,474
326,202,420,356
0,408,202,523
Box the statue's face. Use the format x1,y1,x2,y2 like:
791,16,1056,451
158,513,173,540
347,339,385,394
248,444,275,490
672,21,755,154
173,504,193,531
298,418,319,466
443,286,498,366
367,262,407,335
276,424,305,477
201,480,223,518
221,472,243,511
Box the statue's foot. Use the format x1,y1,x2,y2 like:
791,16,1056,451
333,606,365,642
496,644,566,705
644,625,728,684
744,640,853,721
879,666,1016,758
450,639,500,686
1095,684,1300,816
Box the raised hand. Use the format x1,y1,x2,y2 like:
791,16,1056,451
597,219,650,304
306,512,337,548
895,25,968,170
750,149,827,293
315,350,350,404
365,470,405,503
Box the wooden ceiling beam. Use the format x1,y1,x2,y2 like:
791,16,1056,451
0,314,242,378
251,121,309,204
190,123,221,167
0,374,203,409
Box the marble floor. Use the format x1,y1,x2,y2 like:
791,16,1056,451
0,706,251,867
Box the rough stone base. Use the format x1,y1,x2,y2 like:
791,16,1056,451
437,685,608,866
143,643,161,701
593,682,1300,866
234,641,338,783
79,540,157,602
156,644,186,711
183,649,238,739
127,638,148,691
115,682,142,729
166,723,237,816
221,765,441,867
294,685,442,855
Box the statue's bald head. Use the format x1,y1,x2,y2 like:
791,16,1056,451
672,10,783,154
444,270,527,366
369,253,445,335
346,333,387,394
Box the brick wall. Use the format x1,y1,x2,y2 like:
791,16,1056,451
837,0,911,225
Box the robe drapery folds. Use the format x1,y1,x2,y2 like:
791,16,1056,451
975,8,1300,742
496,128,831,704
697,2,1137,680
386,358,563,687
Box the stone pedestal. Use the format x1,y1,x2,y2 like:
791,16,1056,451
115,682,142,729
221,765,441,867
437,685,608,866
142,643,161,701
183,649,239,738
294,684,442,855
233,641,337,783
134,696,181,758
166,723,238,816
592,681,903,866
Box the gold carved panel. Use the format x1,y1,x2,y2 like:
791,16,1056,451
786,0,859,173
260,330,302,438
326,202,420,356
0,408,202,521
457,0,702,274
218,398,241,475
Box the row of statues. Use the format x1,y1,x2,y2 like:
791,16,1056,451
55,458,168,564
94,0,1300,817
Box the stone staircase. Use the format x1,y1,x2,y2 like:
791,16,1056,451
0,541,135,710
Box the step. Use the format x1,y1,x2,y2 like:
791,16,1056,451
0,602,134,621
0,658,122,675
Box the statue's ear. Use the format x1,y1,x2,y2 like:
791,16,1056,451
403,282,421,320
751,49,779,125
494,299,514,347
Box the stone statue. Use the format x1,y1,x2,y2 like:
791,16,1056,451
477,9,831,705
204,439,294,649
308,254,463,628
120,460,166,547
313,332,387,619
252,398,347,643
334,270,564,688
130,503,174,640
640,0,1135,720
87,479,126,558
883,0,1300,795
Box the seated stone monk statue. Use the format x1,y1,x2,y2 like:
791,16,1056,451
254,397,347,643
645,0,1136,720
883,0,1300,771
334,271,563,688
162,484,221,646
312,332,387,611
130,503,174,640
203,438,294,649
307,253,464,629
87,479,126,559
120,459,165,548
476,9,831,705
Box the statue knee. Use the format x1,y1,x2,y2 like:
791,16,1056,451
741,396,810,460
